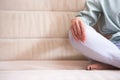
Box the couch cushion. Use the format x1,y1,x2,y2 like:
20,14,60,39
0,39,86,60
0,69,120,80
0,0,85,11
0,11,76,38
0,61,89,70
0,61,120,80
0,0,86,60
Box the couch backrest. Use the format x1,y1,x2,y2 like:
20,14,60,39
0,0,86,60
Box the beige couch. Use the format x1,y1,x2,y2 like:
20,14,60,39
0,0,120,80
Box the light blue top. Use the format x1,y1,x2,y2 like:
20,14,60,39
77,0,120,43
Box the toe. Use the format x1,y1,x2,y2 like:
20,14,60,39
87,65,92,70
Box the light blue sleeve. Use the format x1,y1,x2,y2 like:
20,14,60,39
77,0,102,27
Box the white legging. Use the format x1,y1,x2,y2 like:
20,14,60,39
69,24,120,68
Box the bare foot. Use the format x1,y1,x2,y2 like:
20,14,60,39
87,63,119,70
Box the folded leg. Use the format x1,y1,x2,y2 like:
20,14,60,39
69,24,120,68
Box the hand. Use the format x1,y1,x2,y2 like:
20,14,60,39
70,17,86,42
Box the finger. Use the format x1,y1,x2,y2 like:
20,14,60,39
79,20,86,42
70,21,77,40
81,21,86,42
72,21,78,37
73,21,82,41
71,25,78,41
81,22,86,42
75,20,82,40
72,22,80,40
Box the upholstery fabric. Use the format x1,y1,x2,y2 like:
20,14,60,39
0,0,120,80
0,0,86,60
